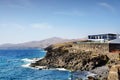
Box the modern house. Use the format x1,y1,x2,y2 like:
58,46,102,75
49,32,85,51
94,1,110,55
88,33,120,43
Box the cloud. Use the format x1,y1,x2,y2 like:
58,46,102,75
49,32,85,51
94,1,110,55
54,10,84,16
99,2,115,12
31,23,52,29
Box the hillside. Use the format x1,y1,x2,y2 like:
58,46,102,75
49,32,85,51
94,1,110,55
0,37,71,49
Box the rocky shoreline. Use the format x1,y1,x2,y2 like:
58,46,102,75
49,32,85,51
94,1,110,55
30,42,120,80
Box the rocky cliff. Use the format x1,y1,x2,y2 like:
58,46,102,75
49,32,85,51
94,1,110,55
107,64,120,80
31,42,109,71
30,41,120,80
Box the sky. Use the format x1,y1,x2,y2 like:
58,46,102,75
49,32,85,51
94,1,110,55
0,0,120,44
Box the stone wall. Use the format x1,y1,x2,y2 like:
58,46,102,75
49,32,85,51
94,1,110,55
72,42,120,60
73,42,109,54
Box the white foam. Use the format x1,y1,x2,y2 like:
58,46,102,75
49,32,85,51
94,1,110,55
21,57,44,69
21,58,69,71
34,66,48,70
21,63,31,68
21,58,34,62
21,57,43,63
21,63,39,70
56,68,68,71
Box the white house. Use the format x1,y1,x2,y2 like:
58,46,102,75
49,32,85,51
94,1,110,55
88,33,120,43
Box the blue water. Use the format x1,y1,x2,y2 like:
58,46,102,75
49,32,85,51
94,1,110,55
0,49,70,80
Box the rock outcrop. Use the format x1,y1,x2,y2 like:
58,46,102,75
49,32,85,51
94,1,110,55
30,42,109,71
107,64,120,80
29,41,120,80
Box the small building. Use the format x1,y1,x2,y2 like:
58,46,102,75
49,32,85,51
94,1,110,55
88,33,120,42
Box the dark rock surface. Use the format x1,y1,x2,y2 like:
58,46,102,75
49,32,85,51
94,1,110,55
30,42,120,80
30,43,109,71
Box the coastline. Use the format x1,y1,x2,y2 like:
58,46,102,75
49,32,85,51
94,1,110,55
29,42,119,80
23,58,98,80
22,57,99,80
29,41,120,80
21,57,69,71
29,55,109,79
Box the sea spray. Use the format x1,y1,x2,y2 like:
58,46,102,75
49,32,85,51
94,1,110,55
21,57,44,68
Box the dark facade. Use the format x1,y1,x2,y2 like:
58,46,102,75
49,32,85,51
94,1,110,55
109,43,120,52
88,33,117,41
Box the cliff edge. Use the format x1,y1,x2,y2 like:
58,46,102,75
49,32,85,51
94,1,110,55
31,42,109,71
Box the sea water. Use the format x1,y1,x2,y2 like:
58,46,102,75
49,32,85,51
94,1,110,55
0,49,70,80
0,49,94,80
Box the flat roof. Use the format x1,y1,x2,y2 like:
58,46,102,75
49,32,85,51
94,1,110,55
88,33,117,36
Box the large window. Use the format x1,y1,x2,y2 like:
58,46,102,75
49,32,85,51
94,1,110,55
88,34,117,40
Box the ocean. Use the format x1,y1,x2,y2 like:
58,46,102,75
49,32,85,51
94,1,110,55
0,49,71,80
0,49,95,80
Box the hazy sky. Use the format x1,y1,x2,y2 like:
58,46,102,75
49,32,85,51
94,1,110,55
0,0,120,44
